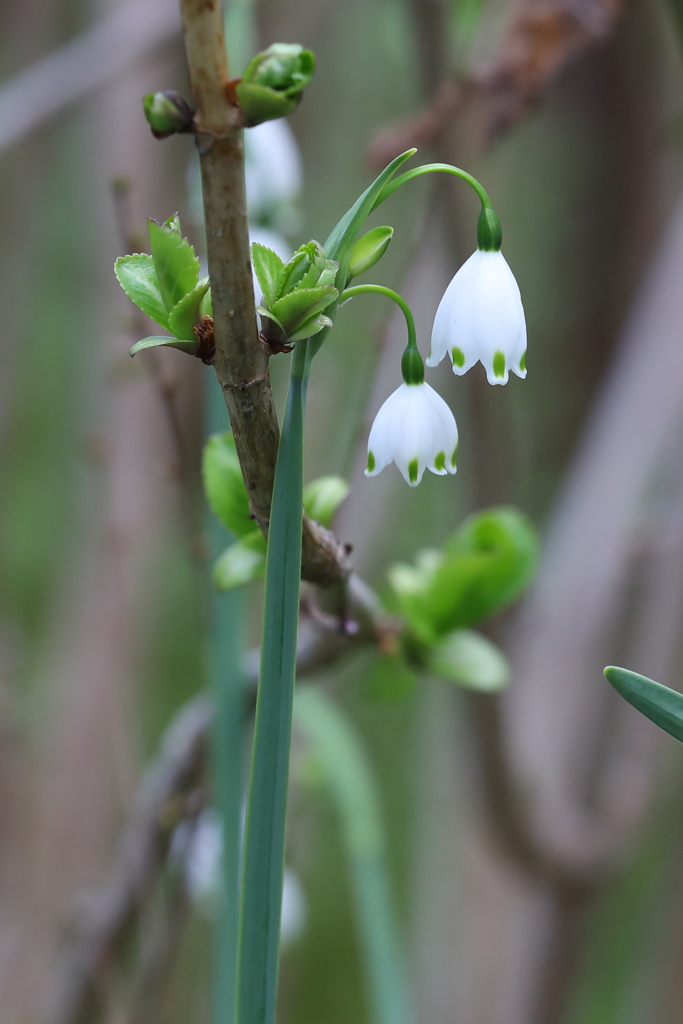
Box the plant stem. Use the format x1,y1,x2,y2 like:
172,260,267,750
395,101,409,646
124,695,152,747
340,284,418,350
294,688,413,1024
236,339,309,1024
180,0,348,587
372,161,494,210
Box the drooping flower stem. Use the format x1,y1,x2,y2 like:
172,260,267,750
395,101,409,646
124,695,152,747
341,284,424,384
236,339,309,1024
372,162,502,251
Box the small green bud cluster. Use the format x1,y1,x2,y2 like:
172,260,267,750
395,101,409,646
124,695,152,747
253,240,339,351
142,91,194,139
115,214,212,360
204,433,349,590
234,43,315,126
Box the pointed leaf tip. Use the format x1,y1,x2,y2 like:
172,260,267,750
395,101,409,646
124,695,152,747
605,665,683,744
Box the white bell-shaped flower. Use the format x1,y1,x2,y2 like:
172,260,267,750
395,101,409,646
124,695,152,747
427,249,526,385
366,381,458,487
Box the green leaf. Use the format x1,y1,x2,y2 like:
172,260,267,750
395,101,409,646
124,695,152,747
148,216,200,312
129,335,198,356
213,535,266,590
202,433,255,538
303,475,350,527
287,313,333,342
366,654,417,701
279,246,313,295
348,226,394,279
271,285,338,335
427,630,510,692
200,288,213,317
251,243,285,306
604,666,683,743
114,254,169,329
168,277,210,340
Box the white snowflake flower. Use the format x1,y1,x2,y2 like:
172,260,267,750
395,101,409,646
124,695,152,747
427,250,526,385
365,382,458,487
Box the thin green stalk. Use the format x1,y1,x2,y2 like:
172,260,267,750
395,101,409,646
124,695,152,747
372,162,493,211
294,688,413,1024
208,377,244,1024
340,284,417,350
236,339,310,1024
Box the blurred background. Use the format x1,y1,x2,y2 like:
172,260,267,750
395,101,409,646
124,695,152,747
2,0,683,1021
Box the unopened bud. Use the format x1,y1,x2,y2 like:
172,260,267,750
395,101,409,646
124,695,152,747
233,44,315,126
142,90,194,139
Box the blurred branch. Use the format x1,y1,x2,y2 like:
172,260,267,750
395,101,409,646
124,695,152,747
0,0,181,154
369,0,623,164
180,0,351,587
53,698,211,1024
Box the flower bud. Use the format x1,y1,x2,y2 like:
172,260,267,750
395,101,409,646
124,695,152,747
142,90,194,139
234,43,315,126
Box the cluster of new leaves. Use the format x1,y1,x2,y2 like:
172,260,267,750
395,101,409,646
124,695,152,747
203,433,349,589
371,508,538,696
115,214,211,358
253,240,339,349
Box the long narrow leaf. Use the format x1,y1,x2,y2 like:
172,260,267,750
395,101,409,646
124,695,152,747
236,342,309,1024
604,666,683,742
294,688,413,1024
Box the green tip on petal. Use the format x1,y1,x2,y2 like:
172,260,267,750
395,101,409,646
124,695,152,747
366,451,376,473
519,353,526,372
451,445,458,468
493,351,506,379
451,347,465,368
408,459,419,484
434,452,446,471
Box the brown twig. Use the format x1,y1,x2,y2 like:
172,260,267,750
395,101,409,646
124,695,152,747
368,0,623,166
179,0,350,587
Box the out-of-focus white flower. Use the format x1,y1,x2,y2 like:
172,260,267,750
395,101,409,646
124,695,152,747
280,868,306,946
427,250,526,385
365,382,458,487
245,119,302,231
183,808,224,911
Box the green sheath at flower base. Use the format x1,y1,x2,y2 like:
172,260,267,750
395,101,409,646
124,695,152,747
142,90,194,139
476,205,502,252
234,43,315,125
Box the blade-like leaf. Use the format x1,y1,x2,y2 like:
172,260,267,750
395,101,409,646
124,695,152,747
271,285,337,335
303,475,349,528
202,432,256,539
213,535,266,590
148,216,200,312
604,666,683,743
168,277,211,340
115,254,169,329
427,629,510,691
129,335,197,356
251,243,285,306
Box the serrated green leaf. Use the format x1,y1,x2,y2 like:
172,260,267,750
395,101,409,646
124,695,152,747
271,285,338,335
115,254,169,329
427,630,510,691
303,475,349,527
148,216,200,312
202,433,255,538
279,246,313,295
251,243,285,306
168,277,210,340
604,666,683,743
200,288,212,318
129,336,198,356
213,536,266,590
348,226,394,279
